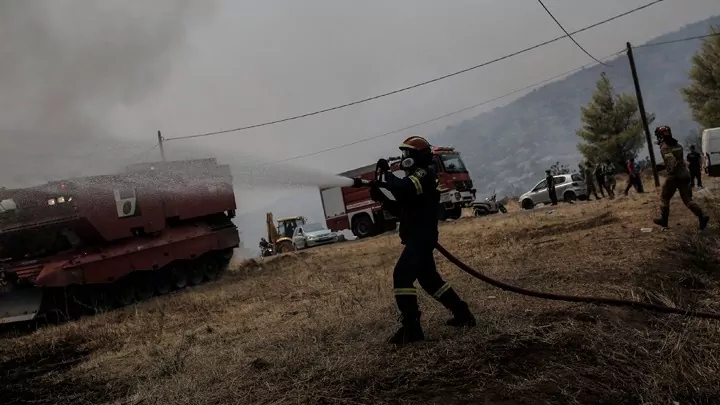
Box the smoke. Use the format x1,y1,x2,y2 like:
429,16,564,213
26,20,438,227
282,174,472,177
0,0,216,188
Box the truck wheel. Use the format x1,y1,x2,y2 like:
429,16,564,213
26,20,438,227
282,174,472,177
564,191,577,203
448,206,462,220
276,240,295,254
521,199,534,210
352,214,375,239
437,205,447,221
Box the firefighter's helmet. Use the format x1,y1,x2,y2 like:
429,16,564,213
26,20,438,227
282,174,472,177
654,125,672,144
399,136,432,169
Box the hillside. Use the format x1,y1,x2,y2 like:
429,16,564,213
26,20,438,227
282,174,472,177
438,15,720,197
3,187,720,404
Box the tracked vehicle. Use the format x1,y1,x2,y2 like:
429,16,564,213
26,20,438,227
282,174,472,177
0,158,240,324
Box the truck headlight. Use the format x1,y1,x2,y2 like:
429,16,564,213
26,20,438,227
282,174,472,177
47,198,56,206
57,196,66,203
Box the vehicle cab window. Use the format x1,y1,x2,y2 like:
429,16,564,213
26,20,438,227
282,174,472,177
533,180,547,191
553,176,567,185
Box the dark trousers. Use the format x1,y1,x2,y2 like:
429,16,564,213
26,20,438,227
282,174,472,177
690,168,703,188
393,242,463,318
549,188,558,205
595,177,606,197
624,175,642,194
660,176,704,218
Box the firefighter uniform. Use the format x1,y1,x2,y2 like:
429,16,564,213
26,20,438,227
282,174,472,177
653,126,709,230
368,136,476,345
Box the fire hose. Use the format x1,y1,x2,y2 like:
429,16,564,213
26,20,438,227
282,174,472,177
350,163,720,321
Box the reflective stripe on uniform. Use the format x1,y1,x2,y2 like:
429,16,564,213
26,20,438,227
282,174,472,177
432,283,451,299
409,175,423,194
394,288,417,296
436,179,442,191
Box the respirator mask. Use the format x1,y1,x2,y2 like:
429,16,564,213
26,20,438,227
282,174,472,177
400,149,415,169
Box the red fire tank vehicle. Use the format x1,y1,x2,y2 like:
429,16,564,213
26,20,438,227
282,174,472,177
319,146,475,238
0,158,240,324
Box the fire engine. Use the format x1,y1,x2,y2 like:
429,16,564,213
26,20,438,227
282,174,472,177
319,146,475,238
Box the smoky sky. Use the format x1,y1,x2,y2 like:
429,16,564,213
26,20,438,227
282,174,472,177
0,0,216,187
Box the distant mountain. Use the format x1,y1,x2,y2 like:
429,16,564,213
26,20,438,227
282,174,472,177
436,16,720,198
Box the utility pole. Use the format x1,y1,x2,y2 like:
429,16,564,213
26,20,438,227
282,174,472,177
157,130,166,162
626,42,659,188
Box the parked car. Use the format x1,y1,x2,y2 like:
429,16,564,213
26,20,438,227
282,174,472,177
292,222,340,249
519,173,587,210
472,192,507,216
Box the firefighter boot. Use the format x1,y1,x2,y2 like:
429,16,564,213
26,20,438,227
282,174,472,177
653,206,670,228
387,311,425,345
437,287,477,328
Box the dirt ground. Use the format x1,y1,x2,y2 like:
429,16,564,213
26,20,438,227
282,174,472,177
2,180,720,405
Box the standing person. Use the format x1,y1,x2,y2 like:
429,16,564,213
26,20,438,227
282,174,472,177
583,162,601,200
624,158,639,195
546,170,558,205
687,145,703,189
594,163,607,198
605,161,617,198
634,159,644,193
356,135,476,345
652,126,709,230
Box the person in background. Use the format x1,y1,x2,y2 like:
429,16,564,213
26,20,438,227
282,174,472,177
604,161,617,198
582,162,601,200
686,145,703,189
624,158,639,196
546,169,558,205
634,160,644,193
594,163,607,198
653,126,709,230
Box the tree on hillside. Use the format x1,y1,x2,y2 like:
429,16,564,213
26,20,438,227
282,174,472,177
681,26,720,128
576,73,654,167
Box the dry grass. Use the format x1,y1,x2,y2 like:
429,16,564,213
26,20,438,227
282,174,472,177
3,181,720,405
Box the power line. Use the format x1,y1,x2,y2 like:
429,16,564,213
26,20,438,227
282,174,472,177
164,0,665,142
536,0,609,66
633,32,720,48
247,50,624,168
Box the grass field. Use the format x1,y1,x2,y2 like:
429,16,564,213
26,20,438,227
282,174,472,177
3,182,720,405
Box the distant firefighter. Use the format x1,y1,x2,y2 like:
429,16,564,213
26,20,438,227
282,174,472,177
653,125,709,230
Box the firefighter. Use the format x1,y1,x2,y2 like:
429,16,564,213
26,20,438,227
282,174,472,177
545,170,558,205
582,162,600,200
358,136,476,345
593,163,606,198
653,125,709,230
687,145,703,189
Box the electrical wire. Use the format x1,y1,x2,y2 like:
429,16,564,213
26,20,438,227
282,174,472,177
536,0,609,66
163,0,665,142
633,32,720,48
248,50,624,167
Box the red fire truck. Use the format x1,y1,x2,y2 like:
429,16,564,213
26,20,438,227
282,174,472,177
319,146,475,238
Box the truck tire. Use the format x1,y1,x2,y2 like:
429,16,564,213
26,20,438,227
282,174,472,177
437,205,447,221
352,214,375,239
275,239,295,254
448,206,462,220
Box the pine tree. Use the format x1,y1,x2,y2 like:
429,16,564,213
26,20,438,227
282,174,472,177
681,26,720,128
576,73,654,167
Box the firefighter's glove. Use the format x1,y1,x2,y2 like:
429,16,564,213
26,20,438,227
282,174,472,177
370,183,385,202
376,158,390,172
